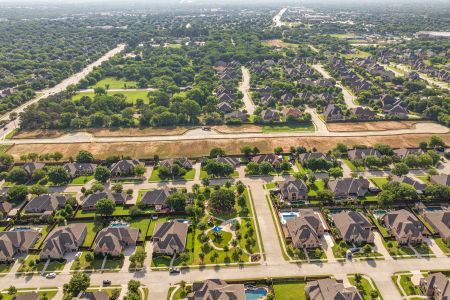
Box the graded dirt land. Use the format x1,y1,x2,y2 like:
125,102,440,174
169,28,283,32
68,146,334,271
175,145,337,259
326,121,419,132
7,133,449,160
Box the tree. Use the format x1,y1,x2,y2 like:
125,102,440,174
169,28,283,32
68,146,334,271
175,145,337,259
424,184,450,201
259,162,274,175
130,247,147,268
28,184,48,195
7,185,28,204
47,166,70,185
317,190,333,202
7,286,16,296
111,183,123,193
128,280,141,293
63,272,90,297
95,198,115,216
134,164,146,177
166,192,188,212
0,153,14,171
209,188,235,213
6,167,29,184
52,151,63,162
274,146,283,154
240,145,252,157
85,252,94,263
328,167,343,179
94,166,111,183
354,273,362,283
209,147,225,158
429,135,445,148
392,162,409,177
76,150,94,163
110,288,121,300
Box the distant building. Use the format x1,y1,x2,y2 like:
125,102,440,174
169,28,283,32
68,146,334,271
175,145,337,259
187,279,245,300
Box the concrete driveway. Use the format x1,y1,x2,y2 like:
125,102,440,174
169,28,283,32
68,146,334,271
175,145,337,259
373,232,393,260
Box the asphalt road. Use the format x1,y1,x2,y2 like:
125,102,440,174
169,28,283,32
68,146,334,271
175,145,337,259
272,8,287,27
239,66,255,115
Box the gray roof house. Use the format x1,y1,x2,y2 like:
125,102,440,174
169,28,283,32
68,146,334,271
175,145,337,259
347,148,381,160
217,101,233,114
13,293,39,300
261,109,280,122
215,156,240,168
430,174,450,186
382,209,426,244
64,163,97,178
24,194,68,215
94,226,139,256
73,291,109,300
160,158,192,170
305,278,363,300
392,176,427,193
327,178,370,198
139,187,176,211
252,154,282,168
0,229,40,261
285,209,325,249
22,163,45,177
332,211,374,244
110,159,141,177
187,279,245,300
152,221,189,255
323,104,343,121
0,202,13,218
82,191,128,210
422,207,450,242
278,179,308,201
419,272,450,299
298,152,326,164
393,148,424,159
40,223,87,260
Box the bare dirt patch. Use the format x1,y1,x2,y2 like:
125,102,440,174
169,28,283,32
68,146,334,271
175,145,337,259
327,121,419,132
13,130,67,139
7,133,449,160
263,39,298,48
213,125,262,134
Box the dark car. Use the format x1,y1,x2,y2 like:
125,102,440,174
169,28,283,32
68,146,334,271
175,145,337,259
103,280,111,286
169,268,180,274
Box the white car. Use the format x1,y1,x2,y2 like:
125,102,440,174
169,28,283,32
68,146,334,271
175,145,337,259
75,252,82,258
46,273,56,279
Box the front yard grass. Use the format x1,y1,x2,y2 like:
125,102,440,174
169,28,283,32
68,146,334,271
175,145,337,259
348,275,380,300
0,262,14,274
307,180,325,197
393,273,422,296
342,159,364,172
434,237,450,255
383,240,415,257
332,241,382,259
199,168,239,180
70,175,94,185
273,282,307,300
75,206,131,218
18,255,65,273
91,77,138,89
369,177,389,189
149,167,196,182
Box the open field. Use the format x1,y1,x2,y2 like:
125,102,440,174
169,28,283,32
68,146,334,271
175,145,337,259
7,133,448,160
327,121,418,132
91,77,138,89
262,39,300,48
214,124,263,133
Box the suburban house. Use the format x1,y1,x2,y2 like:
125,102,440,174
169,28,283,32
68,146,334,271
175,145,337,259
24,194,69,215
215,156,240,168
40,223,87,260
93,226,140,256
419,272,450,299
393,148,424,159
331,211,374,244
0,201,13,218
64,163,97,178
152,221,189,255
430,174,450,186
110,159,141,177
217,102,232,114
392,176,427,194
282,107,302,119
381,209,426,244
73,291,109,300
277,179,308,202
225,111,249,122
0,229,40,261
327,178,370,198
261,109,280,122
82,191,129,210
323,104,343,121
139,187,176,211
298,152,327,165
187,279,245,300
13,293,39,300
22,162,45,177
350,107,377,119
422,207,450,242
347,148,381,160
160,157,192,171
305,278,363,300
285,209,325,249
251,154,282,168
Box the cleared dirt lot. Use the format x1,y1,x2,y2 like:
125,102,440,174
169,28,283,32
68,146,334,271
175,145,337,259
214,125,263,133
262,39,299,48
7,133,449,160
326,121,419,132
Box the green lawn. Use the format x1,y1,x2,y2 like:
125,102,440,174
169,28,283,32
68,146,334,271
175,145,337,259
369,177,389,189
208,230,232,248
199,168,239,180
68,221,103,247
261,123,314,133
434,238,450,255
383,240,415,257
415,175,430,184
0,290,58,300
273,282,307,300
70,175,94,185
393,274,422,296
348,275,380,300
147,217,170,237
91,77,138,89
413,243,434,255
149,167,196,182
342,159,364,172
71,252,123,271
368,214,390,238
341,49,371,59
130,218,151,242
75,206,131,218
307,180,325,197
73,90,149,104
18,255,65,273
265,182,276,189
0,262,13,274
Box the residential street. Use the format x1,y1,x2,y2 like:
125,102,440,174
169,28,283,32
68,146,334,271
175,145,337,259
272,8,287,27
239,66,255,115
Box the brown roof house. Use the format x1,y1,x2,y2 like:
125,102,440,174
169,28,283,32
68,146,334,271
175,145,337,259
277,179,308,202
64,163,97,178
252,154,282,169
430,175,450,186
0,229,40,262
305,278,363,300
24,194,69,216
0,201,13,218
327,178,370,198
152,221,189,255
13,293,39,300
22,163,45,177
332,211,374,244
285,209,325,249
139,187,176,211
73,291,109,300
347,148,381,160
422,207,450,242
93,226,139,256
110,159,141,177
392,176,427,194
393,148,424,159
187,279,245,300
40,223,87,260
419,272,450,299
82,191,129,210
381,209,426,244
160,157,193,171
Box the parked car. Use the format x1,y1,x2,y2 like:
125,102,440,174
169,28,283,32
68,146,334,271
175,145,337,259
46,273,56,279
103,280,111,286
169,268,180,274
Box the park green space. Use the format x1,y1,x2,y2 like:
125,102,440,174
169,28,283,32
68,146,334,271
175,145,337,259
90,77,138,89
149,167,196,182
73,90,149,104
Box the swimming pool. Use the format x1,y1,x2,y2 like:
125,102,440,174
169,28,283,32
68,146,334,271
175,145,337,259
372,209,387,219
245,287,267,300
279,212,299,224
109,222,128,228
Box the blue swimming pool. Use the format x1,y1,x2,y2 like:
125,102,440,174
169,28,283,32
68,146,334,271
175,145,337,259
279,212,299,224
245,287,267,300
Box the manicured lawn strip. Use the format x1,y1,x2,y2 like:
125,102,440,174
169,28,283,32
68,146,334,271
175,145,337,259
69,221,103,247
18,255,65,273
369,177,389,189
342,159,364,172
434,237,450,255
415,175,430,184
261,123,314,133
147,217,169,237
307,180,325,197
416,215,436,234
383,240,415,257
367,214,390,238
265,182,276,189
273,282,307,300
70,175,94,185
348,276,379,300
75,206,131,218
130,218,151,242
149,168,196,182
34,225,54,249
395,274,422,296
0,262,13,274
91,77,138,89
